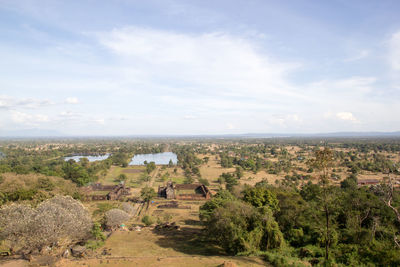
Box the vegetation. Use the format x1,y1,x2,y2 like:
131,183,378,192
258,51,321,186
0,137,400,266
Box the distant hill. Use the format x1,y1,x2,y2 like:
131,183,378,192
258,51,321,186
0,130,399,139
238,131,400,138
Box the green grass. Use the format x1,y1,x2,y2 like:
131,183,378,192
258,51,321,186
100,166,145,185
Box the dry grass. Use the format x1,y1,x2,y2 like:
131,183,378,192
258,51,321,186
57,255,266,267
57,198,266,267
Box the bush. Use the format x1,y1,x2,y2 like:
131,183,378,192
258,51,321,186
85,240,104,250
91,222,106,241
198,177,210,186
142,215,154,226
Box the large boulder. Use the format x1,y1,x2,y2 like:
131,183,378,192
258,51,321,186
71,245,86,257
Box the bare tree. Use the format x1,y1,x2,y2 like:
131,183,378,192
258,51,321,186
31,196,92,249
121,202,136,216
105,209,130,229
0,196,92,253
0,204,35,252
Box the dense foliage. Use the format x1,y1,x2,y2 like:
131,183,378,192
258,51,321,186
200,148,400,266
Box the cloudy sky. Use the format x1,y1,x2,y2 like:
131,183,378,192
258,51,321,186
0,0,399,135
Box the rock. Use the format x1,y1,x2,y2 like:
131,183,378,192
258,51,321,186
71,245,86,257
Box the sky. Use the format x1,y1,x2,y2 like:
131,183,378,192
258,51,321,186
0,0,400,136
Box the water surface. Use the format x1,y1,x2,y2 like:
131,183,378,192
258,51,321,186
64,154,110,162
129,152,177,165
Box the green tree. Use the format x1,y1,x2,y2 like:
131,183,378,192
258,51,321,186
168,159,174,167
62,160,91,186
116,173,127,183
242,186,279,212
141,186,156,209
235,166,244,179
146,162,156,174
204,200,284,254
309,147,336,262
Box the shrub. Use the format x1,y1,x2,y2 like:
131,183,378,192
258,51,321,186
142,215,154,226
91,222,106,241
198,177,210,186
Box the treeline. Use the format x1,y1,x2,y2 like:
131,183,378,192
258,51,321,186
173,145,203,183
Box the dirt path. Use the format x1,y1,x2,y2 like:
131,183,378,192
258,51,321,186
148,166,160,187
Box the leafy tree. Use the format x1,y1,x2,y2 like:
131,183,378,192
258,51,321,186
242,186,279,212
116,173,127,183
340,174,358,190
146,161,156,174
62,159,91,186
141,186,156,209
200,190,235,221
168,159,174,167
309,147,337,262
204,200,284,254
219,173,238,192
235,166,244,179
90,222,106,241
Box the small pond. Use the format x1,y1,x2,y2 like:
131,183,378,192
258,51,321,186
129,152,177,165
64,154,110,162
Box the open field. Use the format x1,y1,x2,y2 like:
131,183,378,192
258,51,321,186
56,198,267,267
100,166,146,185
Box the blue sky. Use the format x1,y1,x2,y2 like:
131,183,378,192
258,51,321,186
0,0,399,135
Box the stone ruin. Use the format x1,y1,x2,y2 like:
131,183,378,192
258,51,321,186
83,183,130,201
158,181,211,200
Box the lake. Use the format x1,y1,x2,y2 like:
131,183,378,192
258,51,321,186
129,152,178,165
64,154,110,162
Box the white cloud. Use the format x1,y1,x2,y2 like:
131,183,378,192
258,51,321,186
336,112,359,123
266,114,303,127
389,31,400,71
183,115,197,120
11,111,49,126
0,95,53,109
92,118,105,125
97,27,302,102
65,97,79,104
226,123,235,130
0,95,13,109
59,111,81,120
